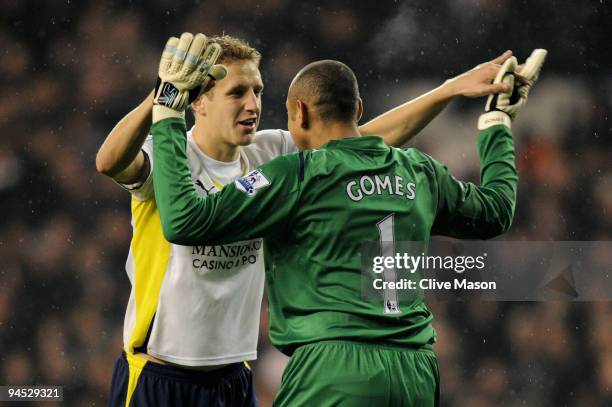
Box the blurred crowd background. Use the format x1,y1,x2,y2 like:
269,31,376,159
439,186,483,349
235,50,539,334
1,0,610,405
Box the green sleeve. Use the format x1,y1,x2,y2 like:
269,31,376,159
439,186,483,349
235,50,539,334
430,124,518,238
151,118,301,246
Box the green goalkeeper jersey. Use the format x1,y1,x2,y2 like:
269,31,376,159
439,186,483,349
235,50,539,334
152,118,517,355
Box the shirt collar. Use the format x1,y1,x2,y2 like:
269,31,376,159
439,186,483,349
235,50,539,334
321,135,388,151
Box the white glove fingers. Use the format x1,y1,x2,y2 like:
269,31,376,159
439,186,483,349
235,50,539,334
159,36,179,73
179,33,209,83
153,33,227,121
485,56,517,112
493,56,518,84
199,43,223,74
184,33,208,68
502,69,515,89
519,49,547,81
193,57,220,98
481,51,546,123
170,32,194,72
191,43,225,93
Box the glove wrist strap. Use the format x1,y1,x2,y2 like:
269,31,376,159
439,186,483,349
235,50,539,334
478,111,511,130
152,105,185,124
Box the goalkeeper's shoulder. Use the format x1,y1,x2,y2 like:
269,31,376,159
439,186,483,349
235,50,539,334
396,145,438,167
258,150,304,180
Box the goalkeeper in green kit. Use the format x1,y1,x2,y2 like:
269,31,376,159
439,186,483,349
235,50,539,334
151,33,546,406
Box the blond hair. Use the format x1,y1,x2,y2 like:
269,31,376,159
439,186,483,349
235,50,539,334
209,35,261,65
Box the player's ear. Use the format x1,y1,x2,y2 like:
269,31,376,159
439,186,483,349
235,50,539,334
191,95,206,116
355,98,363,122
296,99,309,129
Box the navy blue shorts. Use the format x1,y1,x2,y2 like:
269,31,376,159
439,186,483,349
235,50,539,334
109,352,257,407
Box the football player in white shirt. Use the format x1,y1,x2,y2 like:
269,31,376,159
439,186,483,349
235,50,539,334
96,33,513,406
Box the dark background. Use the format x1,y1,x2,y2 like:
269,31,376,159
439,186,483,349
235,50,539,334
1,1,610,405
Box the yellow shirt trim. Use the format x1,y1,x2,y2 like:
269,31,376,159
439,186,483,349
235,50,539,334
126,197,172,353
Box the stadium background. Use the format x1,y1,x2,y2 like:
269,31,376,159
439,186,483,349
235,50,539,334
1,1,610,405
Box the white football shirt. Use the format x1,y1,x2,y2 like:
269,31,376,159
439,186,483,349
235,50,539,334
121,128,297,366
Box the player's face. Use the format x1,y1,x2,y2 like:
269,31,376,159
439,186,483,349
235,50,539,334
201,60,263,146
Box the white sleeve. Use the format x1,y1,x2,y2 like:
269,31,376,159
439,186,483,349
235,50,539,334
116,136,154,202
251,129,298,159
279,129,298,154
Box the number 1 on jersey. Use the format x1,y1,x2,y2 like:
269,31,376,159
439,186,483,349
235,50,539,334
377,214,401,314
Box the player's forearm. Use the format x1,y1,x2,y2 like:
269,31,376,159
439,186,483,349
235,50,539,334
475,124,518,233
95,90,154,181
364,51,520,147
359,83,455,147
432,124,517,239
152,118,215,246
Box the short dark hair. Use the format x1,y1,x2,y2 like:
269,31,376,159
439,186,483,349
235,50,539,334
289,60,360,122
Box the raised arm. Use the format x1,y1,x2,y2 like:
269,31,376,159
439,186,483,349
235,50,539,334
359,51,514,147
430,123,517,238
95,90,153,184
431,50,546,238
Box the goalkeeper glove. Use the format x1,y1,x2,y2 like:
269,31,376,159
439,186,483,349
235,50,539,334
153,32,227,123
478,49,548,130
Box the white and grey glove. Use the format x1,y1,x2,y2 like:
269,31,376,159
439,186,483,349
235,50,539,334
478,49,547,130
153,32,227,123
